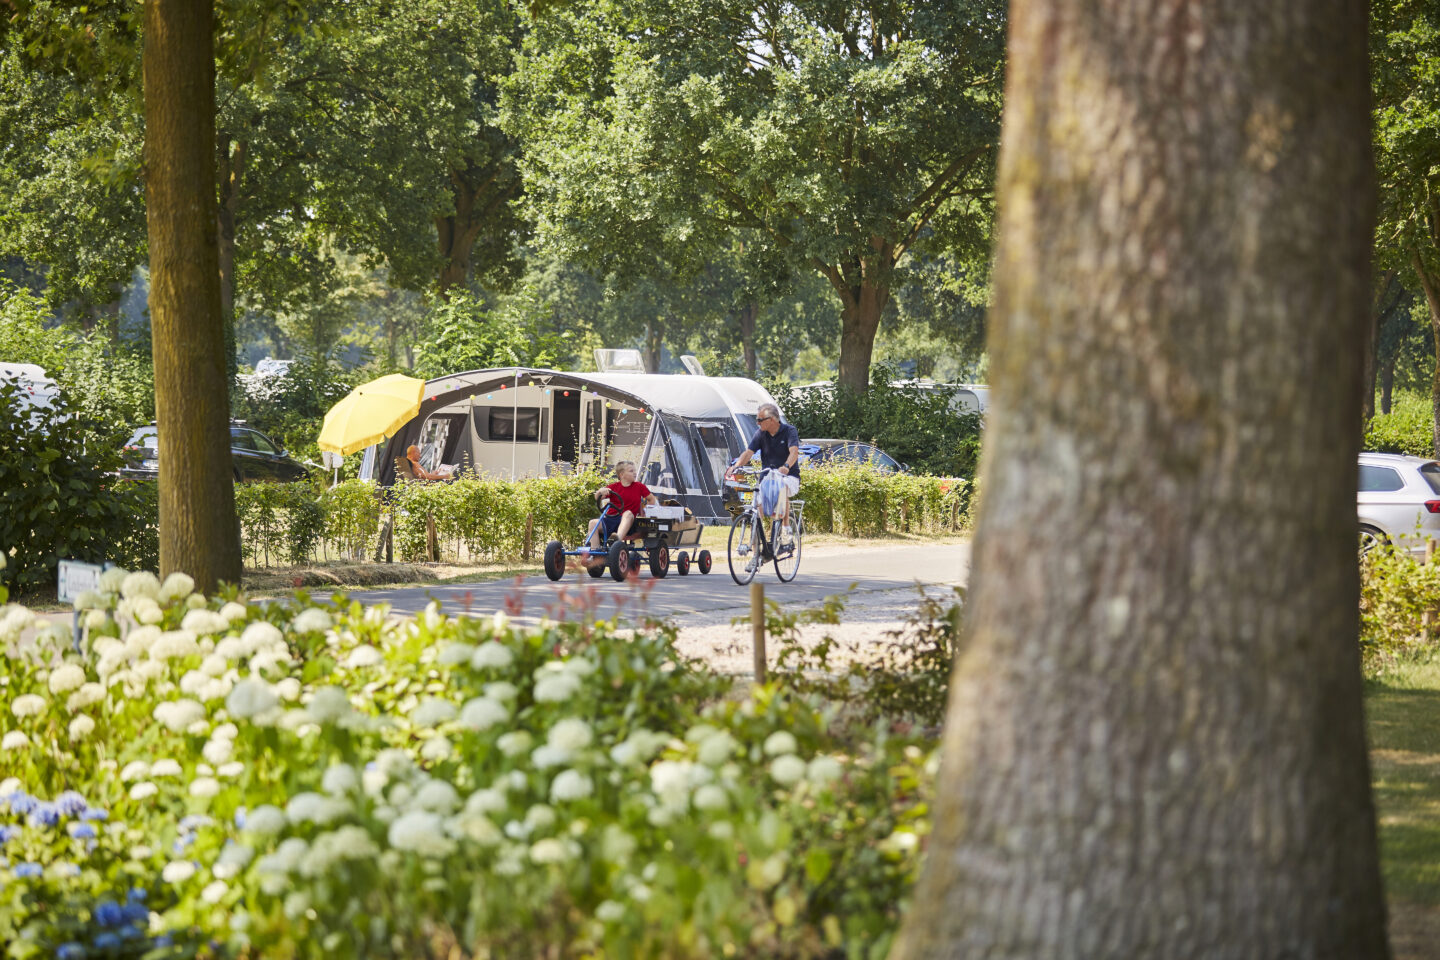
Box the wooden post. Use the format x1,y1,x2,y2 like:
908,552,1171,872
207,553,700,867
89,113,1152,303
1426,540,1437,635
524,512,535,561
751,581,766,684
426,512,439,562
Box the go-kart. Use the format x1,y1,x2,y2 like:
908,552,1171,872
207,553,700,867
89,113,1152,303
542,497,713,582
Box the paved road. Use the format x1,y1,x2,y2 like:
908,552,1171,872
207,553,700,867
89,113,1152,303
327,541,971,625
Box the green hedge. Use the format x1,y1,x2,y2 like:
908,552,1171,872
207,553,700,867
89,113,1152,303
1366,391,1434,457
798,465,970,538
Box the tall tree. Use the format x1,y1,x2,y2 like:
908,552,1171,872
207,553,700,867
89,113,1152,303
505,0,1003,392
144,0,241,589
891,0,1388,957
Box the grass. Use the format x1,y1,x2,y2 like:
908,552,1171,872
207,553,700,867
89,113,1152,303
1367,657,1440,907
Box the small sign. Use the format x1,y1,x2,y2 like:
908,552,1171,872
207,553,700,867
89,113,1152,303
57,560,104,604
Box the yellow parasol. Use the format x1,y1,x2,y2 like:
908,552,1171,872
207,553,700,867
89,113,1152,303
317,374,427,456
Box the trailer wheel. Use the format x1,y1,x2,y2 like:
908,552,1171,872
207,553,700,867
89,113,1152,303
677,551,692,576
608,540,631,582
543,541,565,581
586,555,607,578
648,545,670,578
697,549,712,574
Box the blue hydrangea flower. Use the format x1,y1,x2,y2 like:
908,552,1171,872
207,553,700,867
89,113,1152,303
69,823,96,841
171,833,195,855
128,887,147,901
13,862,42,878
155,934,174,948
94,899,125,927
27,803,60,829
54,791,87,817
233,806,247,829
123,901,149,925
80,806,109,822
92,931,122,950
56,943,84,960
178,815,212,832
0,825,17,844
6,793,38,816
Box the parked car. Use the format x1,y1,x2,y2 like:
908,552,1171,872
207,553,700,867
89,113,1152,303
121,422,311,483
1358,451,1440,556
797,439,907,473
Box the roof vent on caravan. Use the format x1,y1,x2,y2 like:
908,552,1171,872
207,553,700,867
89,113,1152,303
593,348,646,373
679,355,705,376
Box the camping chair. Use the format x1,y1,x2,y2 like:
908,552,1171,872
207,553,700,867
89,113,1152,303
394,456,418,482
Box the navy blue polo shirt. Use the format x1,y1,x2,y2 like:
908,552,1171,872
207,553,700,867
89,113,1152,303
748,421,801,478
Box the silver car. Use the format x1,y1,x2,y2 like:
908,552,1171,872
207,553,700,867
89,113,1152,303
1358,452,1440,556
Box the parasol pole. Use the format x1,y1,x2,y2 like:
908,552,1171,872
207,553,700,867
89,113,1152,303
510,368,519,480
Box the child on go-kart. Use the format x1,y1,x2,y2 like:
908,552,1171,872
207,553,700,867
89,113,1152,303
583,461,658,568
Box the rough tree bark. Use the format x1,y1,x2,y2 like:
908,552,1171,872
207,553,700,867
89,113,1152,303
1381,352,1396,415
737,300,758,376
890,1,1388,958
144,0,242,591
822,244,894,393
642,319,663,373
1362,269,1398,424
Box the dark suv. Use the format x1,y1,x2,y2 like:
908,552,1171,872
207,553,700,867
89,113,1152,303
797,439,907,473
121,422,311,482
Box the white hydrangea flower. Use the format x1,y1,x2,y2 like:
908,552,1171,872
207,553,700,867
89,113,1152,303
199,654,227,678
182,609,230,636
129,781,158,800
99,567,129,594
219,601,248,624
0,776,19,795
344,645,384,669
412,779,461,814
707,821,734,840
458,697,509,731
159,572,195,604
120,571,161,601
153,699,206,733
275,678,302,702
524,804,557,830
291,608,333,634
2,730,31,751
420,736,452,762
531,744,571,769
490,610,509,632
83,610,110,631
212,843,253,879
469,642,514,671
151,759,183,778
132,597,164,625
73,589,106,611
362,768,388,797
202,739,233,765
596,900,626,923
410,697,457,728
217,762,245,779
285,792,327,823
533,671,582,703
299,825,379,878
692,784,728,810
437,643,475,667
374,748,413,779
447,811,502,845
68,715,96,740
387,810,456,858
198,678,232,703
186,594,207,610
548,718,594,752
149,630,200,661
322,764,359,796
179,670,207,695
304,686,351,724
464,788,507,815
549,770,593,803
120,760,150,781
48,663,86,694
807,755,843,787
226,679,279,719
162,860,196,883
763,731,798,756
650,761,694,810
201,880,228,904
697,731,736,767
12,694,46,717
610,729,667,766
189,777,221,799
245,804,286,836
483,681,519,702
769,754,806,786
238,620,283,655
133,660,166,682
528,837,573,864
66,682,105,711
212,722,239,740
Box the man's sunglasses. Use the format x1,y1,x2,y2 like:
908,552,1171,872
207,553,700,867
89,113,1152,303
756,415,773,423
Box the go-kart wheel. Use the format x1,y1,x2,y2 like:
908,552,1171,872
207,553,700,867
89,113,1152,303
649,545,670,578
608,540,631,581
677,551,692,576
697,549,712,574
543,541,565,581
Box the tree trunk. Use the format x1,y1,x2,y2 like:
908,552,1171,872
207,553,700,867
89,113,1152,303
144,0,241,592
737,300,758,375
642,320,662,373
1413,252,1440,457
1381,351,1396,415
435,166,485,300
892,1,1388,958
217,137,246,381
1362,270,1396,424
827,254,892,393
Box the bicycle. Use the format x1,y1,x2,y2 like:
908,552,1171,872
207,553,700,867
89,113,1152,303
723,466,803,585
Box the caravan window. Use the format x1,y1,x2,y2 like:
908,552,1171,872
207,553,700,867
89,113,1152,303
486,407,542,442
659,415,705,492
689,422,738,493
605,408,651,469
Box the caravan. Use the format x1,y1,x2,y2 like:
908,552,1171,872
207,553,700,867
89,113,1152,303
359,363,782,524
0,363,62,425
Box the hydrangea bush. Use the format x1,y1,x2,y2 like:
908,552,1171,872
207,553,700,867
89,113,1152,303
0,557,934,959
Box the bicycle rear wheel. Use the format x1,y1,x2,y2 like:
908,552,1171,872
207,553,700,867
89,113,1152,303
728,512,762,585
773,515,802,582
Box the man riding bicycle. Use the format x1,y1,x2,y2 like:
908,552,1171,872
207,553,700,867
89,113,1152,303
728,402,801,526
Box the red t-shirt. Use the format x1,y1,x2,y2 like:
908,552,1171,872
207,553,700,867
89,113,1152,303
605,480,651,517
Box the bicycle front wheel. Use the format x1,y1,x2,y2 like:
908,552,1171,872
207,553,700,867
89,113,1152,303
728,512,762,585
773,515,802,582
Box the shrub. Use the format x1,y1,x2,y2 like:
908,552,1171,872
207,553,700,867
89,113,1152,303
799,465,969,537
321,480,384,560
0,382,155,594
1360,545,1440,669
0,572,934,959
234,482,327,567
1365,390,1433,457
768,369,983,477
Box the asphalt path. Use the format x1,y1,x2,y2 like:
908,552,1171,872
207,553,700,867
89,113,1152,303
324,541,971,625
